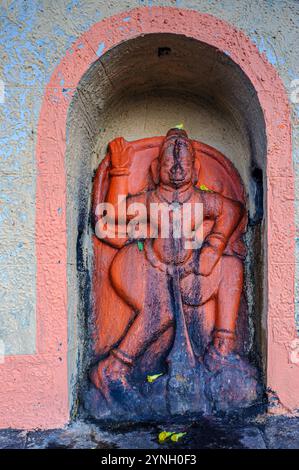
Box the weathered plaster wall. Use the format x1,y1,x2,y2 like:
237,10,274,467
0,0,298,426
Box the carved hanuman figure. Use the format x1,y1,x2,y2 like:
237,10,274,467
90,128,247,405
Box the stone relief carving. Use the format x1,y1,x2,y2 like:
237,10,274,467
85,128,261,420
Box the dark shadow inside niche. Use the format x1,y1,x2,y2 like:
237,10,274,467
65,33,267,417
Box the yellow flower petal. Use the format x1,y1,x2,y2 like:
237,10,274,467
175,123,184,129
158,431,174,443
170,432,187,442
199,183,212,192
147,373,163,383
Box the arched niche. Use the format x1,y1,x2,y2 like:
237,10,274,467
65,32,267,411
23,7,295,429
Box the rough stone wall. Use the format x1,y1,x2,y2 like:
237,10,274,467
0,0,298,357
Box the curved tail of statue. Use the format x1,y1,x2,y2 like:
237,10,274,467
166,267,207,415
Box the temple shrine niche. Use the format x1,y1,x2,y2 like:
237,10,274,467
65,34,266,421
84,127,261,420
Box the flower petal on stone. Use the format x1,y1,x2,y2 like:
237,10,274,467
147,373,163,383
170,432,187,442
199,183,212,192
158,431,174,443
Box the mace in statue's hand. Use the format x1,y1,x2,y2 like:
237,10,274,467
108,136,134,171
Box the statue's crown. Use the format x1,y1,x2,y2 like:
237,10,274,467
159,128,193,160
164,128,189,142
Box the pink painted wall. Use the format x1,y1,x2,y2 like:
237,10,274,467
0,6,297,429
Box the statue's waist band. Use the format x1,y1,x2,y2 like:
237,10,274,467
143,239,196,277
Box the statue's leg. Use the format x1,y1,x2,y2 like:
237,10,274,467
112,274,174,363
180,255,243,358
137,326,175,376
90,256,174,396
212,255,243,356
203,256,260,410
180,262,220,358
183,300,216,358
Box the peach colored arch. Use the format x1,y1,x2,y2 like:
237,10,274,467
0,6,297,429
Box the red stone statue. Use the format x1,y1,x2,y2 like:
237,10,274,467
86,128,260,420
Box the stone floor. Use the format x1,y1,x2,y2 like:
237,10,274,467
0,414,299,449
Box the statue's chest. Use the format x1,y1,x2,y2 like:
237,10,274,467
147,191,201,265
147,190,203,230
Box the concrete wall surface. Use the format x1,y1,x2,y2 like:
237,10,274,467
0,0,298,427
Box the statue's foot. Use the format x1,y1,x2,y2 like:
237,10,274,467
203,342,241,373
203,331,260,411
203,329,238,372
90,353,131,401
204,343,260,411
90,351,150,418
213,329,236,356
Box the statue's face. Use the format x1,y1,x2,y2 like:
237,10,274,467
159,138,194,188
